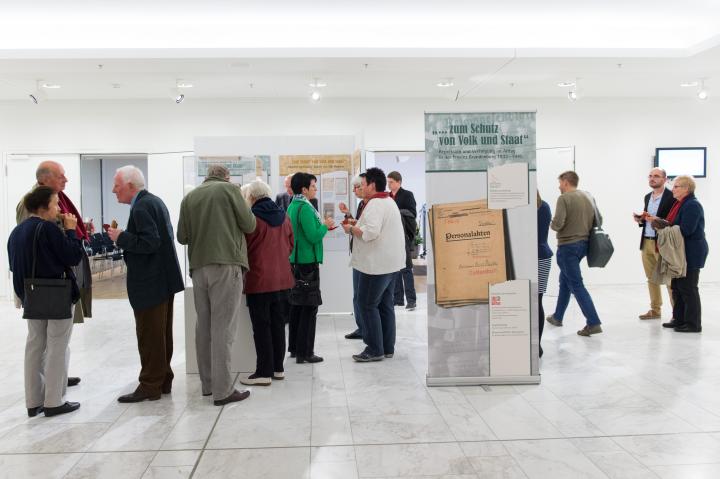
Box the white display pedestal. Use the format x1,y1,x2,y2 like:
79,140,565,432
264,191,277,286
184,287,257,374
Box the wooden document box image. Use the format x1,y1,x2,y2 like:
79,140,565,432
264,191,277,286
430,199,515,307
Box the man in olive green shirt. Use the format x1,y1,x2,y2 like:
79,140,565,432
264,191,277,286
546,171,603,337
177,164,256,406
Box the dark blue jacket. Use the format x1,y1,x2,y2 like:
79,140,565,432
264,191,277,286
672,194,708,270
7,217,84,306
537,200,553,260
116,190,184,311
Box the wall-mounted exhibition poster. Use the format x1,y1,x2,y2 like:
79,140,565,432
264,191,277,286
279,154,352,176
192,155,270,186
489,280,531,377
425,112,536,172
425,111,539,386
428,200,513,307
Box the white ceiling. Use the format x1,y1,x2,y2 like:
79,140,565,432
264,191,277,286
0,1,718,101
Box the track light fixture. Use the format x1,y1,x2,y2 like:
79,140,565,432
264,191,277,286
310,90,321,102
697,80,708,100
28,80,47,104
562,78,578,102
567,89,578,101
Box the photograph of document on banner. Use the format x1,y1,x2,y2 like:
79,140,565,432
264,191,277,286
488,162,530,210
429,199,515,307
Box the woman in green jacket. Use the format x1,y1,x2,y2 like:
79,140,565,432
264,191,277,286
286,172,334,363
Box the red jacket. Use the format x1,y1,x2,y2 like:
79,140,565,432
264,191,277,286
243,215,295,294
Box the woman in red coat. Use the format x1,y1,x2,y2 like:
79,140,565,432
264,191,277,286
240,180,295,385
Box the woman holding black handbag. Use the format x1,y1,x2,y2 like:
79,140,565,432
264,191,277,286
286,173,334,363
7,186,85,417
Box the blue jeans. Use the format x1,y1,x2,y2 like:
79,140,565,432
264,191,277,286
357,271,396,357
352,268,363,336
393,266,417,305
553,241,601,326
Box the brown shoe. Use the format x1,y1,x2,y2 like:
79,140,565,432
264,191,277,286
639,310,661,320
577,324,603,336
214,389,251,406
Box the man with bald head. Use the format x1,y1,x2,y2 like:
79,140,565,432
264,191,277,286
633,167,676,320
275,173,319,212
17,161,91,388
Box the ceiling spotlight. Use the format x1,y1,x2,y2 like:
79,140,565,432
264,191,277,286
309,78,327,88
175,92,185,104
176,81,193,89
437,79,454,88
41,83,61,89
310,90,321,102
697,80,708,100
680,81,699,88
28,93,39,104
567,89,578,101
169,87,185,104
557,81,576,88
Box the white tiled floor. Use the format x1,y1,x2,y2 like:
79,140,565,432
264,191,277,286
0,282,719,478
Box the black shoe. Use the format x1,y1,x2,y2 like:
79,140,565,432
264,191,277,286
27,406,44,417
67,377,81,387
352,352,384,362
384,353,394,359
214,389,250,406
394,302,404,307
297,355,324,364
345,330,363,339
663,320,683,328
44,401,80,417
539,346,544,358
674,324,702,333
405,303,417,311
117,388,161,403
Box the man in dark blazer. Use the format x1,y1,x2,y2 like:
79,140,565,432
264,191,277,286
632,167,675,320
108,165,184,402
387,171,418,310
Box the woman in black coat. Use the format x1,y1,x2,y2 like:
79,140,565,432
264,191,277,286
7,186,85,418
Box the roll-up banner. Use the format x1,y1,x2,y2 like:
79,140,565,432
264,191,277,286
424,112,540,386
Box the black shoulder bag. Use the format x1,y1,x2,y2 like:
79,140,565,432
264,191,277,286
22,223,74,320
582,192,614,268
289,203,322,306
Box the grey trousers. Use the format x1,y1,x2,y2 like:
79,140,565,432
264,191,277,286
193,265,243,400
25,315,73,408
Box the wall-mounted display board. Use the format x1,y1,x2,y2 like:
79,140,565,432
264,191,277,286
424,111,540,386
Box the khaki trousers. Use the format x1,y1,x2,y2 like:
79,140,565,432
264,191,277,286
192,265,243,400
25,315,73,409
641,238,673,314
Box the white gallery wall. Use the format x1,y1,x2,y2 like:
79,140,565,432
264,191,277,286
0,97,718,299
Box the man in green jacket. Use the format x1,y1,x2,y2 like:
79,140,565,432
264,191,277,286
177,164,256,406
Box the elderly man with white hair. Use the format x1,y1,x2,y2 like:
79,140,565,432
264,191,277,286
240,179,294,385
108,165,184,403
178,164,256,405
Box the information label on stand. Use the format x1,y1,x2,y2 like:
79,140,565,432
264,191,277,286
488,162,529,210
489,280,531,376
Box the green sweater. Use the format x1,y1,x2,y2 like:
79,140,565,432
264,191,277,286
287,198,328,264
177,177,256,271
551,189,599,246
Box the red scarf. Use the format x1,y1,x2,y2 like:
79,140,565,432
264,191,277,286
57,191,89,241
665,195,687,225
366,192,390,204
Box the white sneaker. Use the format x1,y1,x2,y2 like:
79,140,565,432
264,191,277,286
273,372,285,380
240,374,271,386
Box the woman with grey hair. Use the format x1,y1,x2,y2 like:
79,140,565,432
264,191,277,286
240,179,295,385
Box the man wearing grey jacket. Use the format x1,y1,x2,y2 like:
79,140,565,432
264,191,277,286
178,164,256,406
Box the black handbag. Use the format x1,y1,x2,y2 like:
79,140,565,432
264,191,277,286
583,192,614,268
22,223,74,320
289,203,323,306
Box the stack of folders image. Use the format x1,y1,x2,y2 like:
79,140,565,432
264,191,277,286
429,199,512,308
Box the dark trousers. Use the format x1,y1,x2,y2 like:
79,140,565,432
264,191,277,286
554,241,601,326
358,271,396,357
671,269,701,330
352,268,363,335
289,305,318,358
134,295,174,395
393,266,417,306
248,293,288,377
538,293,545,356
